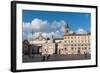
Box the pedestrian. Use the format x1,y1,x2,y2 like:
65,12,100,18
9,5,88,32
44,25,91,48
43,55,45,61
84,52,87,58
47,54,50,60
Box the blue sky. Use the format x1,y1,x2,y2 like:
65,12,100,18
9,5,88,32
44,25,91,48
22,10,91,39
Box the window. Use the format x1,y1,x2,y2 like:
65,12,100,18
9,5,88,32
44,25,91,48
71,48,73,50
71,40,73,43
71,44,73,46
85,47,87,50
65,48,67,50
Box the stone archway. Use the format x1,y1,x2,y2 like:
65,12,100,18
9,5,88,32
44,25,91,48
30,44,42,55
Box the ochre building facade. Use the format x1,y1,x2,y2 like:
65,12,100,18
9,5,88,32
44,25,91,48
29,24,91,55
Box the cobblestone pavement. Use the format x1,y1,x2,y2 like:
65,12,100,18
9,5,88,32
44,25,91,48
23,54,91,63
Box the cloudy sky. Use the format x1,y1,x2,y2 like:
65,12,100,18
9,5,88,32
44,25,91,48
22,10,91,39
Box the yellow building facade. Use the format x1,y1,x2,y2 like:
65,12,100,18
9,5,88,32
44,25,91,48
29,24,91,55
63,24,91,55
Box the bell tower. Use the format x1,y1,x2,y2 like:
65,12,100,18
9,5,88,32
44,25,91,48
64,24,70,35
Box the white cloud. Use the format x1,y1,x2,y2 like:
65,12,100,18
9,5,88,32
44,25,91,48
76,28,87,34
31,18,48,32
54,30,62,38
51,20,62,29
42,33,48,37
23,22,31,31
33,32,40,38
60,20,67,26
69,30,74,34
27,33,33,39
23,18,68,33
23,18,66,39
23,18,88,39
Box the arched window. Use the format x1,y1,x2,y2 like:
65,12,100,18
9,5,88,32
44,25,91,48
85,47,87,50
65,48,67,50
71,48,73,50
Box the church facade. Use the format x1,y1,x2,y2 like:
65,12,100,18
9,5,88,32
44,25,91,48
28,24,91,56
